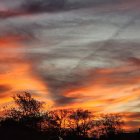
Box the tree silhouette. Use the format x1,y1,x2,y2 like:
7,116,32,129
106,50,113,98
13,92,43,115
6,92,44,130
49,109,70,138
97,114,124,138
0,92,129,140
68,109,94,137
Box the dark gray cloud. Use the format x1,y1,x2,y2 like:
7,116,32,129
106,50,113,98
22,0,66,12
36,68,94,105
0,0,126,17
54,96,78,105
18,0,119,12
125,112,140,130
21,0,121,13
0,85,11,93
127,57,140,66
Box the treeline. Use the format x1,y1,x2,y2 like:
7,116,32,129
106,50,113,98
0,92,124,140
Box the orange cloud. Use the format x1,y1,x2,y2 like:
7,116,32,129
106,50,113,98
0,36,50,107
57,64,140,114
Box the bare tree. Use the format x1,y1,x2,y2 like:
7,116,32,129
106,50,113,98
68,109,94,137
13,92,44,116
49,109,70,137
97,114,124,138
6,92,44,130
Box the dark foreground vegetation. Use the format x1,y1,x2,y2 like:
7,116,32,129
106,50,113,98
0,92,139,140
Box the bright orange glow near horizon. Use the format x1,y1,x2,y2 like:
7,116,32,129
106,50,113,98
0,36,52,108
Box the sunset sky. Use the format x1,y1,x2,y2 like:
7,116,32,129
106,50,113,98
0,0,140,130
